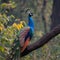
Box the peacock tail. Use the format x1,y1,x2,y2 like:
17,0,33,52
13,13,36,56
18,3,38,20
6,34,21,60
9,38,20,60
6,21,27,60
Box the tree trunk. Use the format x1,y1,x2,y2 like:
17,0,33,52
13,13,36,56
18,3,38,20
41,0,47,33
51,0,60,30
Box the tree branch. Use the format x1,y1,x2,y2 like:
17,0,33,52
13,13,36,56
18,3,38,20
21,25,60,57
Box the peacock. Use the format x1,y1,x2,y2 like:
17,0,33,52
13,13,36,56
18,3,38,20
7,9,34,60
19,9,34,53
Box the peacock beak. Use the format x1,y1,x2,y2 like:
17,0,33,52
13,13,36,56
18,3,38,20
30,12,33,16
29,12,33,17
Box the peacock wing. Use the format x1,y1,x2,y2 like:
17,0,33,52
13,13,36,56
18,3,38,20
18,27,30,47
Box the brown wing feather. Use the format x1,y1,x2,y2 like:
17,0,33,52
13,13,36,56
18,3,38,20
21,37,30,52
19,27,30,47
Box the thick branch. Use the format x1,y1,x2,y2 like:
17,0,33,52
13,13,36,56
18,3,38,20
21,25,60,57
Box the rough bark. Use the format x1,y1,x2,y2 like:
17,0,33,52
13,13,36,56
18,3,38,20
51,0,60,30
21,24,60,57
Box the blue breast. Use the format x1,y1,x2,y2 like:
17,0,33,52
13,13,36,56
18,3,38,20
28,16,34,32
25,16,34,41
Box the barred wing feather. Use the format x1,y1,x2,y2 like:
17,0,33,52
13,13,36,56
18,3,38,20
19,27,30,47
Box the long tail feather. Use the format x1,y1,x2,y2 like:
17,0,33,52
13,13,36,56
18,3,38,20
6,37,20,60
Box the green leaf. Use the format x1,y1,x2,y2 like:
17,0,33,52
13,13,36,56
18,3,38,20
0,46,5,52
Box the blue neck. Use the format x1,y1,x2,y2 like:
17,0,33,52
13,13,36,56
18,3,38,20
28,16,34,30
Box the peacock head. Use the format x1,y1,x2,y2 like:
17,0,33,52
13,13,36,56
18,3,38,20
26,8,33,17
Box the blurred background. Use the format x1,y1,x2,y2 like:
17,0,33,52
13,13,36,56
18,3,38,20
0,0,60,60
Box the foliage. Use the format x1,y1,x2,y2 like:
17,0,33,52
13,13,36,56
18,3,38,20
0,0,26,60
